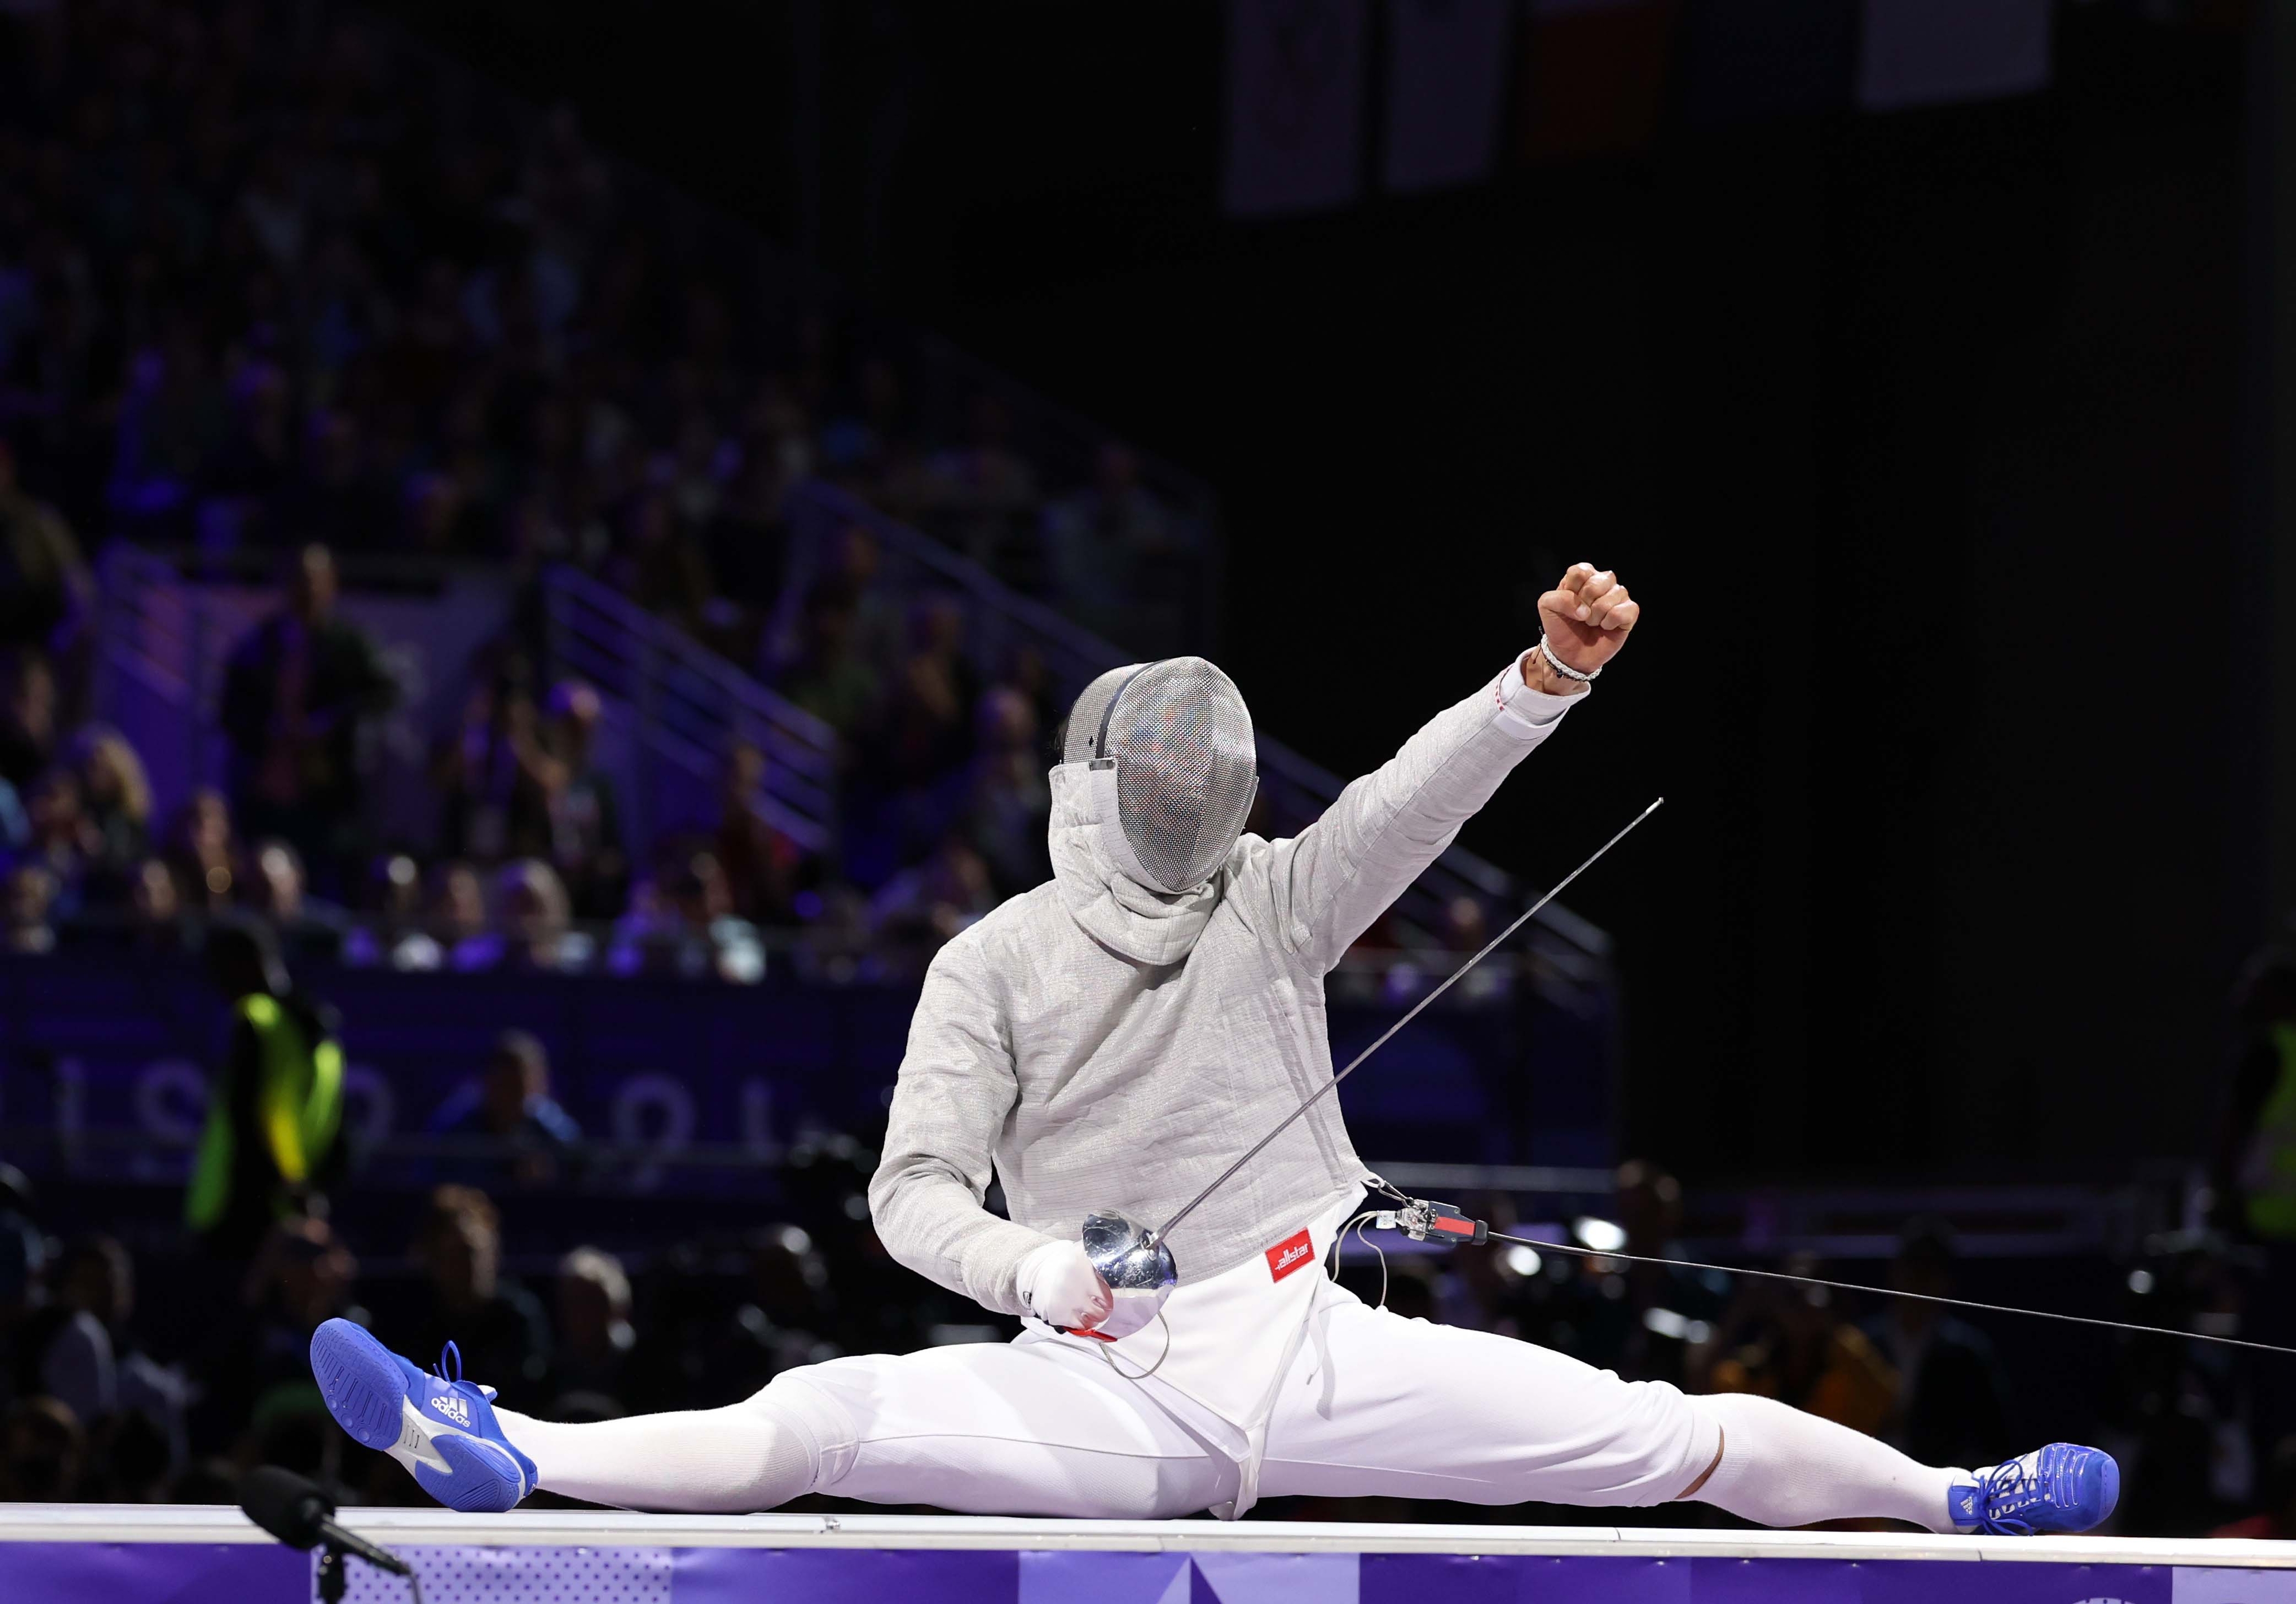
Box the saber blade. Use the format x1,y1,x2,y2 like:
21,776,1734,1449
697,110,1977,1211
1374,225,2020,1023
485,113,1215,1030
1153,795,1665,1245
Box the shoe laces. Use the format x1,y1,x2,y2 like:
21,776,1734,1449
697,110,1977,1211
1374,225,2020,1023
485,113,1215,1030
1971,1457,2039,1536
430,1340,465,1386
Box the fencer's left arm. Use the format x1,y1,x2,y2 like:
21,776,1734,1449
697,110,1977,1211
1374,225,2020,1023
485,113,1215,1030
1258,564,1639,971
868,935,1057,1318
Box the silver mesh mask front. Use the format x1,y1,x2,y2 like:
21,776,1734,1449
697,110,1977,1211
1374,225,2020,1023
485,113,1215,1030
1065,658,1256,895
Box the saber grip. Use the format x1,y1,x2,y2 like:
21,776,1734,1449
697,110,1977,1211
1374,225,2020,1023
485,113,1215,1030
1378,1197,1490,1245
1420,1204,1488,1245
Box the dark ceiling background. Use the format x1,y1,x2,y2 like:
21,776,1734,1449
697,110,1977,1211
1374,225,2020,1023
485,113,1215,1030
373,1,2259,1184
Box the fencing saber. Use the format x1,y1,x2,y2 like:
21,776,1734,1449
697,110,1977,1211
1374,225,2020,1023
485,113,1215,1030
1072,798,1666,1339
1157,795,1666,1245
1072,790,2296,1364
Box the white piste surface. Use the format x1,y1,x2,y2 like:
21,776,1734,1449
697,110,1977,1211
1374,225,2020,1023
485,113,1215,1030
0,1505,2290,1567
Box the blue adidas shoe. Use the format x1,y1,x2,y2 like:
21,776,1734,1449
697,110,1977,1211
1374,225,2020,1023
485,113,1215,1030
310,1318,537,1513
1948,1442,2120,1535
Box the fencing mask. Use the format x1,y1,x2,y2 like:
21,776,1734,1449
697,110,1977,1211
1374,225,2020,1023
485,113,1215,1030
1062,658,1257,895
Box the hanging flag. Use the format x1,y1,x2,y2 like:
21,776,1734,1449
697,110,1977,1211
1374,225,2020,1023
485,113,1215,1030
1517,0,1681,163
1383,0,1515,193
1857,0,2053,111
1224,0,1371,216
1680,0,1856,128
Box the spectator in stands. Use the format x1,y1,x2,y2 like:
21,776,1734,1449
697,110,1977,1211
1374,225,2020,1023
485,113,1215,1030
819,356,910,487
0,1167,41,1403
1041,441,1180,644
1705,1252,1898,1437
456,858,585,973
1866,1219,2015,1472
400,469,466,556
878,594,979,791
427,1031,584,1187
823,522,902,676
707,1225,843,1401
126,859,185,951
779,580,880,740
164,788,238,912
745,1225,840,1361
869,833,995,972
109,314,224,542
340,853,443,970
205,1218,363,1469
1557,1162,1730,1391
387,1186,550,1403
964,685,1051,897
0,438,92,682
435,666,559,867
911,393,1040,581
538,680,625,919
2108,1242,2254,1536
15,1236,187,1474
16,765,95,919
705,418,794,657
68,727,152,903
204,358,293,545
609,487,713,635
662,848,763,984
2215,1435,2296,1540
544,1247,636,1408
716,740,808,927
2216,947,2296,1242
218,544,396,893
185,920,346,1261
1,1396,86,1501
428,860,490,965
245,838,306,924
1,862,57,955
0,650,55,794
280,407,385,553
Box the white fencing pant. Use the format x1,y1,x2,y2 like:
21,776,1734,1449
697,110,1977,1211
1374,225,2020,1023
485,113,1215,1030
502,1279,1724,1519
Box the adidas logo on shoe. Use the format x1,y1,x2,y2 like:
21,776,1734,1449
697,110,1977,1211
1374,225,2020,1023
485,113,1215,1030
432,1392,472,1427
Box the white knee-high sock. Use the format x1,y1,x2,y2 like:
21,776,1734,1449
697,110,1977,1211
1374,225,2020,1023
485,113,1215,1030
1689,1393,1967,1533
494,1383,825,1513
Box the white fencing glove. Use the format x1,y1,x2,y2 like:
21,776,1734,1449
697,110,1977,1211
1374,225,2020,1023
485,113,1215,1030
1016,1238,1113,1330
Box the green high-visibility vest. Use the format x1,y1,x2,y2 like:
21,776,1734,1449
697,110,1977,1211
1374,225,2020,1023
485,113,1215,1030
185,993,345,1233
2245,1023,2296,1240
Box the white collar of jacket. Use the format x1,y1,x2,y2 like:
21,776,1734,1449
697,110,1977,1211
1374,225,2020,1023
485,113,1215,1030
1046,762,1221,965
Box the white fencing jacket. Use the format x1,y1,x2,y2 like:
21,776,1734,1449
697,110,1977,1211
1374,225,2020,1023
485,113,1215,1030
869,651,1585,1323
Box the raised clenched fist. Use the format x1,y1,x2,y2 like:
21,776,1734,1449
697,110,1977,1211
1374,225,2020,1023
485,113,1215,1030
1535,564,1639,686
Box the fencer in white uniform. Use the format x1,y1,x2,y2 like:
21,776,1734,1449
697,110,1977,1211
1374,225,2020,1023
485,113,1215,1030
311,564,2119,1536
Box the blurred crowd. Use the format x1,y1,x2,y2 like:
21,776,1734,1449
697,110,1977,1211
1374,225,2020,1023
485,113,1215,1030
1,531,1067,978
0,0,1204,663
0,0,1220,976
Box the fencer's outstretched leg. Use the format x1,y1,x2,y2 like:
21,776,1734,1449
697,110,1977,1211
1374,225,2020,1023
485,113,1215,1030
1688,1394,2118,1534
492,1386,827,1513
314,1318,1234,1516
1685,1392,1960,1530
1259,1286,2116,1533
314,1315,823,1512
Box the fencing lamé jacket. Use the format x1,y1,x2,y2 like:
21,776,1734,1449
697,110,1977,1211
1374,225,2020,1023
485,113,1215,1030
869,652,1585,1325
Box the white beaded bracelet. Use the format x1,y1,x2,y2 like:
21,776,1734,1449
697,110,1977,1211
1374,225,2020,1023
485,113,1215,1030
1536,632,1601,683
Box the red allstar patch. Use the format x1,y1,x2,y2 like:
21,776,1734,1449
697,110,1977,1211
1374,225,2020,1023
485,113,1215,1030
1265,1228,1314,1282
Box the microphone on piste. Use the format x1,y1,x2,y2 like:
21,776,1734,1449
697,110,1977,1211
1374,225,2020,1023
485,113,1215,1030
241,1466,422,1602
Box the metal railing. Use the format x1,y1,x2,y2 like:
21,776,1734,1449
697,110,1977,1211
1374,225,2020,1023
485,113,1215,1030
542,565,838,856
